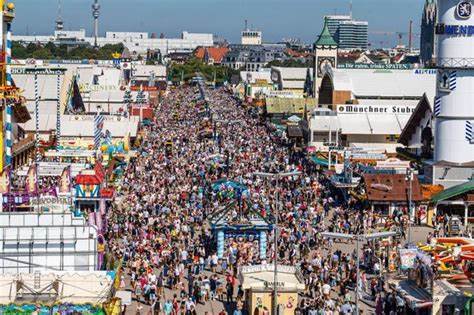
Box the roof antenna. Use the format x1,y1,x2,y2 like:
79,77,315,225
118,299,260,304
55,0,64,31
245,19,248,30
349,0,353,19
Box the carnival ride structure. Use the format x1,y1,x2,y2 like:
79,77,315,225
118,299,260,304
419,237,474,283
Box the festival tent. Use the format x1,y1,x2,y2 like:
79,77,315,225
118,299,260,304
0,271,114,305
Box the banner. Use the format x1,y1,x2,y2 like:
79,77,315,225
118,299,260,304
94,162,105,182
399,248,418,270
0,167,10,194
25,164,38,193
11,67,66,75
130,85,158,92
338,63,413,70
59,166,72,193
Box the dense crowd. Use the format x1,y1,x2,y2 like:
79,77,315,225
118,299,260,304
105,86,405,314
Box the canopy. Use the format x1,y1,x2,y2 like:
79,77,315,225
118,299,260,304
239,265,305,291
287,115,302,123
431,180,474,203
212,179,248,193
310,156,329,168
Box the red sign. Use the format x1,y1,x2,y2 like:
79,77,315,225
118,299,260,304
130,86,159,92
100,187,115,199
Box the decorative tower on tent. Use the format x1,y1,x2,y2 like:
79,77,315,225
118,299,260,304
313,17,338,99
434,0,474,165
0,1,22,171
420,0,437,65
135,88,146,105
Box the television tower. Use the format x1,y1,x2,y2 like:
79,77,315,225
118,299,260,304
92,0,100,47
55,0,64,31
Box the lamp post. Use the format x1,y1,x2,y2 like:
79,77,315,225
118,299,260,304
405,168,413,244
254,171,301,315
321,231,396,315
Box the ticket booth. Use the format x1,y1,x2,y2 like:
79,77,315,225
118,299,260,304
239,265,305,315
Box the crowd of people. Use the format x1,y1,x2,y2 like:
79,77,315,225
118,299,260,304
105,85,406,314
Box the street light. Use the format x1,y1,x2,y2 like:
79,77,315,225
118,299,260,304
321,231,396,315
406,168,414,244
254,170,302,315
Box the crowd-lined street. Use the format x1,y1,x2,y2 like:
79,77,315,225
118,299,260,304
106,85,429,315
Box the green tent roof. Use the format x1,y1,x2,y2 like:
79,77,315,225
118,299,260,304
315,18,338,47
310,156,329,168
431,180,474,203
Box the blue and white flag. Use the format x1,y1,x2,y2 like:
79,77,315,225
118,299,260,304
94,112,104,149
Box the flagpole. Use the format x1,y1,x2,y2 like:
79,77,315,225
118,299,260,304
34,67,40,212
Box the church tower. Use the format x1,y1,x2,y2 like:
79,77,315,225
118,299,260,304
313,17,338,99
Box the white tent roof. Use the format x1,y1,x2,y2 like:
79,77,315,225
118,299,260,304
311,112,410,135
22,114,139,137
272,67,311,80
239,265,305,291
14,73,64,100
133,64,167,78
331,69,436,100
240,71,272,84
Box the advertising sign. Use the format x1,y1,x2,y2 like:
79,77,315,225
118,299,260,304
399,248,418,270
336,104,416,114
338,63,413,70
435,23,474,36
11,67,66,75
130,85,158,92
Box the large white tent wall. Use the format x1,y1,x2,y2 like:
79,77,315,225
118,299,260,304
0,212,98,273
0,271,113,304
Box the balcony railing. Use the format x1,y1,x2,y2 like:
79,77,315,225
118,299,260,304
431,57,474,69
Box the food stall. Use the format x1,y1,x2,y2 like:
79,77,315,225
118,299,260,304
239,265,305,315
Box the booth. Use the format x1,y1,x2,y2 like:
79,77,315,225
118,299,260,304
239,265,305,315
432,279,471,315
209,200,272,260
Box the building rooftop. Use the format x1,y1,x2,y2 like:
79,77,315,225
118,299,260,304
363,173,424,202
328,68,436,100
194,47,230,64
315,18,338,47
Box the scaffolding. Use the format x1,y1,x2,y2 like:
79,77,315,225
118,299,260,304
0,212,98,273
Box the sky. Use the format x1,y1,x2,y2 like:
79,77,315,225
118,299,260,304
13,0,426,48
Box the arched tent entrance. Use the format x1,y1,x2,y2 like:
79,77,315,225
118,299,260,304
318,73,334,105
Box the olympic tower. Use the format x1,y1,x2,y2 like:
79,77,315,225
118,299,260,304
434,0,474,164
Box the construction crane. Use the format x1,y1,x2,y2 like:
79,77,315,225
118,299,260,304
369,31,420,49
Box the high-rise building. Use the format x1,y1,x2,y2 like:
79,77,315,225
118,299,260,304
324,15,368,50
325,15,351,40
420,0,437,65
338,20,368,50
241,30,262,45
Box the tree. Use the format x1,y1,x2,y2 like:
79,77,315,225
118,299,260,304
11,41,27,59
32,47,53,59
266,59,311,68
168,58,238,84
11,41,125,60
